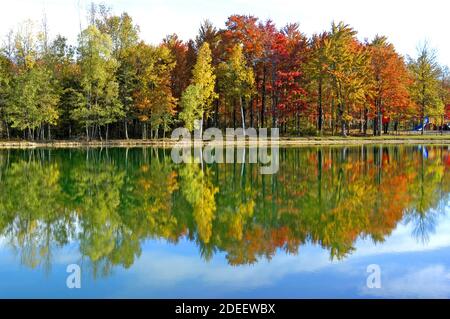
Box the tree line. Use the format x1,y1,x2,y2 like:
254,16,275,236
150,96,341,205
0,4,449,140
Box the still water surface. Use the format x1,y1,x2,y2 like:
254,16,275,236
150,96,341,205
0,145,449,298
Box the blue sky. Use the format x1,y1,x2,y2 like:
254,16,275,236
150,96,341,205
1,0,449,66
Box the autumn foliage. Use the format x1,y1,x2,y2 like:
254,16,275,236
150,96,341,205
1,7,449,140
1,145,449,271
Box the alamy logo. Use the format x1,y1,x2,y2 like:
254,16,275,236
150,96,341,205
171,122,280,175
366,264,382,289
66,264,81,289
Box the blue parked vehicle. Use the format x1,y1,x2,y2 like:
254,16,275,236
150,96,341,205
413,117,429,131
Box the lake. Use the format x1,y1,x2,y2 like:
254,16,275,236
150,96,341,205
0,145,449,298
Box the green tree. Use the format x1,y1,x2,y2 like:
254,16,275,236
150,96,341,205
180,42,217,132
2,20,60,140
8,65,59,139
72,25,123,141
408,43,444,134
0,159,68,271
47,35,79,139
96,11,140,139
0,54,12,138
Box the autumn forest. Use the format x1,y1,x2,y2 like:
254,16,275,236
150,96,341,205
0,4,450,141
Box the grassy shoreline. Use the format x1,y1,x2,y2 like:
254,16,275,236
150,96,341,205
1,135,450,149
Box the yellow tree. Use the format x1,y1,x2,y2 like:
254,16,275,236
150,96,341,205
408,43,444,134
180,42,217,132
179,164,218,245
325,22,373,136
217,44,255,129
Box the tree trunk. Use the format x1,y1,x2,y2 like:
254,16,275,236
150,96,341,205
331,98,335,136
200,113,204,138
421,115,425,136
341,120,346,137
360,108,364,133
142,122,147,140
317,77,323,134
214,100,219,128
377,98,382,136
271,62,277,128
124,120,129,140
240,96,245,132
421,101,425,136
421,83,426,135
233,101,236,129
250,97,254,128
272,89,277,128
363,106,368,135
373,118,377,136
261,65,266,128
338,99,346,137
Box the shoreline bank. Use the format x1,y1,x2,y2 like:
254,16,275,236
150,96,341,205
1,136,450,149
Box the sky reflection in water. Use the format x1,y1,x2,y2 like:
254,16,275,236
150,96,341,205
0,145,449,298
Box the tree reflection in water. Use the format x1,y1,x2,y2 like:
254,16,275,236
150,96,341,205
0,145,449,277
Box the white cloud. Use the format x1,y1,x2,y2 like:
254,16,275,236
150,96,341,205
354,211,450,256
125,207,450,293
127,245,334,291
361,265,450,298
